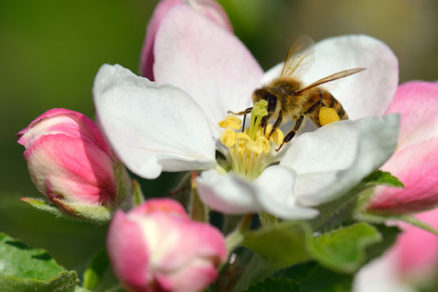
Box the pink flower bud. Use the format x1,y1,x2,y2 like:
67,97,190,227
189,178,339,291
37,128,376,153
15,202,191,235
367,82,438,214
107,198,227,292
140,0,233,80
17,108,131,221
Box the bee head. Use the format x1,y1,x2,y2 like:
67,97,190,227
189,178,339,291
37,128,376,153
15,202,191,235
253,88,278,114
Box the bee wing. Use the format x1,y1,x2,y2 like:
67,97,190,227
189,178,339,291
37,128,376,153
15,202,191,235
280,36,315,78
296,68,366,94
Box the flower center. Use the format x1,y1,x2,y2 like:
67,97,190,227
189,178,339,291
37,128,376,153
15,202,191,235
218,101,284,180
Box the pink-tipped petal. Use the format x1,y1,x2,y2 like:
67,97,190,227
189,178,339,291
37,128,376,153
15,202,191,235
187,0,233,32
140,0,232,80
386,81,438,148
368,138,438,213
368,81,438,214
154,5,263,139
140,0,184,80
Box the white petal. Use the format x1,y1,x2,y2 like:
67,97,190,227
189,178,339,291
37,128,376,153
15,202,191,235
154,5,263,139
254,166,319,220
93,64,216,179
261,35,398,119
197,166,318,220
280,115,400,206
197,169,262,214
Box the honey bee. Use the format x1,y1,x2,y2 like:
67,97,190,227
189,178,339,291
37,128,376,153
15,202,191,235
230,36,365,151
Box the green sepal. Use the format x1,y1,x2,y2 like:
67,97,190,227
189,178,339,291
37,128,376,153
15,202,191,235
362,170,404,188
0,232,79,292
20,197,66,218
132,179,145,206
21,196,113,224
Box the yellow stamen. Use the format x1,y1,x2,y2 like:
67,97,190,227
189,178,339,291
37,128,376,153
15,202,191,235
219,115,241,130
220,126,236,147
319,106,340,126
218,101,283,180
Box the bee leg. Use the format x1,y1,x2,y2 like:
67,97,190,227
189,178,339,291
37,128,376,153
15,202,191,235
276,115,304,152
268,111,282,138
261,115,269,135
228,107,253,132
227,107,253,116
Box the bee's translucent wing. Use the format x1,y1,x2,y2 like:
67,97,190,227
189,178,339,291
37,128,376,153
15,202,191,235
296,68,366,94
280,36,315,78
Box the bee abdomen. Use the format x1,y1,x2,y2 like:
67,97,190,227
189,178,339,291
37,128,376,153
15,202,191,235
318,89,348,120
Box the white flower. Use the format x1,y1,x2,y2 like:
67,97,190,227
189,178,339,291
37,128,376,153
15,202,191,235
93,5,399,220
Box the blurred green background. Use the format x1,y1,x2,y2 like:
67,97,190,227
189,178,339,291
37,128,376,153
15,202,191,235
0,0,437,274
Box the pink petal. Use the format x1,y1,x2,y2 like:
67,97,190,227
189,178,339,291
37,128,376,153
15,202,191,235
17,108,113,157
140,0,184,80
140,213,227,270
155,258,219,292
24,134,116,205
395,209,438,280
140,0,233,80
386,81,438,148
131,198,189,219
368,137,438,213
154,5,263,139
107,211,149,292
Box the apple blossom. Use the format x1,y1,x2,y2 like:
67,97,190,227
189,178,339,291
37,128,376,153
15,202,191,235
17,108,132,222
367,82,438,214
93,5,399,220
140,0,232,80
107,198,227,292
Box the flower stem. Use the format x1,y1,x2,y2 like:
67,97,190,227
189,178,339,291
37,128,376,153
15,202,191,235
189,171,209,222
225,214,253,253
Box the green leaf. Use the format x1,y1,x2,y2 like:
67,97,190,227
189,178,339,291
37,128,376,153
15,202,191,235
0,232,78,291
275,261,353,292
363,170,404,188
307,222,381,273
82,249,125,292
243,277,300,292
241,221,311,269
